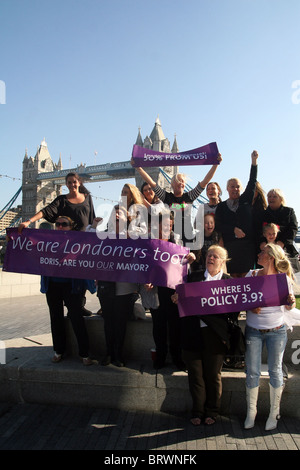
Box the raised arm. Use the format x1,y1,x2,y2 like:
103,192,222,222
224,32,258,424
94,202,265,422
131,157,157,188
199,154,222,188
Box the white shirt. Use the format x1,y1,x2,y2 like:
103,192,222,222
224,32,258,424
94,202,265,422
245,269,293,330
200,269,224,327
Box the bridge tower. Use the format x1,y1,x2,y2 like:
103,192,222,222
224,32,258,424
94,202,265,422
20,117,179,226
133,116,178,191
21,138,62,227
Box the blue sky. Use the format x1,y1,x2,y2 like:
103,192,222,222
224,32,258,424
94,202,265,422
1,0,300,224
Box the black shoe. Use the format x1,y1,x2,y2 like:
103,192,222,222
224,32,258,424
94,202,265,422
113,359,125,367
81,307,93,316
101,355,111,366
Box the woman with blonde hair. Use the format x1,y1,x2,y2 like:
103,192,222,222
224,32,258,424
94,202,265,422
120,183,148,239
175,245,239,425
259,188,299,273
244,243,296,431
121,183,145,207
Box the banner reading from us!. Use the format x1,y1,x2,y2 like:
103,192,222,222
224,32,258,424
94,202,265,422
131,142,220,167
4,228,189,289
176,274,289,317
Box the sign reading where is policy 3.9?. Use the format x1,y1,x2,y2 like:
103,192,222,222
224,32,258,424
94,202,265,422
176,274,289,317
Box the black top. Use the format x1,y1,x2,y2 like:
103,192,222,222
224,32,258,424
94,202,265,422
180,270,239,352
154,182,204,245
215,165,257,244
258,205,298,258
215,165,257,272
42,194,95,231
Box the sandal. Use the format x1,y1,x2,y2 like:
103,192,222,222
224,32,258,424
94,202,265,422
51,353,62,363
205,417,216,425
190,417,202,426
82,357,98,366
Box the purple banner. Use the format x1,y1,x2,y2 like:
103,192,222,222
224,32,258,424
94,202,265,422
3,228,189,289
176,274,289,317
131,142,220,167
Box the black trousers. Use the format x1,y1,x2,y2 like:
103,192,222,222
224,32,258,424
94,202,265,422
150,286,182,364
98,292,133,361
46,280,89,357
182,327,227,419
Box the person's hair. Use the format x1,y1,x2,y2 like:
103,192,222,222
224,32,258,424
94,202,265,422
226,177,243,192
267,188,286,206
265,243,294,280
158,209,174,225
253,182,267,210
65,172,90,195
206,181,222,201
124,183,144,206
55,215,75,229
263,222,279,236
113,204,128,215
204,212,215,221
171,173,187,187
140,182,159,204
107,204,129,232
206,244,230,273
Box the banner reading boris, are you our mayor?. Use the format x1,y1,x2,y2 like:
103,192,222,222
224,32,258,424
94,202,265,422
3,228,189,289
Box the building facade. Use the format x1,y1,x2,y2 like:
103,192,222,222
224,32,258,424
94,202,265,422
21,138,62,228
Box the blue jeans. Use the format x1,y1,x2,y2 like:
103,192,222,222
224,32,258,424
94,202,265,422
245,325,287,389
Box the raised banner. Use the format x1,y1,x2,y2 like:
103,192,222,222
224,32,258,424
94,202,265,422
131,142,220,167
176,274,289,317
3,228,189,289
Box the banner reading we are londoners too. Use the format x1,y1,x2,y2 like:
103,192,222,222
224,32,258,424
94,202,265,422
176,274,289,318
3,228,189,289
131,142,220,167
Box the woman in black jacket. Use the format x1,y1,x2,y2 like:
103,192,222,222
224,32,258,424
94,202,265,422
173,245,239,426
258,188,299,273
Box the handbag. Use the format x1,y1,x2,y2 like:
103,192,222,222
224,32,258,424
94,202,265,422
139,284,160,310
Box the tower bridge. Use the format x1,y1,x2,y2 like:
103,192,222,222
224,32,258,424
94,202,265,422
19,117,180,228
36,160,136,185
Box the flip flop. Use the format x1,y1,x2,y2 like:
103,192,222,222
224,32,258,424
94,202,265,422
190,417,202,426
205,417,216,425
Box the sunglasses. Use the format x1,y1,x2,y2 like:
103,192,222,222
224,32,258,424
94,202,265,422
55,221,70,228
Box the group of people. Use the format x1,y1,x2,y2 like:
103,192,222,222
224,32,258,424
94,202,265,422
17,149,300,431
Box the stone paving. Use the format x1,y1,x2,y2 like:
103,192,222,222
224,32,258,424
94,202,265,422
0,293,300,452
0,402,299,451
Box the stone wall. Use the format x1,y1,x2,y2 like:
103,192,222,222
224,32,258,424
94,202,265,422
0,269,42,299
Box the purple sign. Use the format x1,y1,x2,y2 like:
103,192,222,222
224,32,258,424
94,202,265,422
131,142,220,167
4,228,189,289
176,274,289,317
